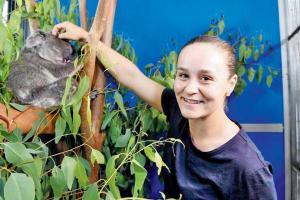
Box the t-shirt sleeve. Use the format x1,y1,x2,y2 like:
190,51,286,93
161,88,179,121
236,166,277,200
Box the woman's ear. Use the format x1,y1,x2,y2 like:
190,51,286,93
226,74,238,96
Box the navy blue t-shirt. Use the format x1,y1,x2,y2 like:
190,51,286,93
161,88,277,200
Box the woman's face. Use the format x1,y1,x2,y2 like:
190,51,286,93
174,42,237,119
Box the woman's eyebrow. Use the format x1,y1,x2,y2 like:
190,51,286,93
177,66,213,74
198,69,213,74
176,66,188,71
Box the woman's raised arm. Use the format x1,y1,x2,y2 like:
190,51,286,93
53,22,165,112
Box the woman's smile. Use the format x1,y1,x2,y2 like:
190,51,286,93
181,97,205,104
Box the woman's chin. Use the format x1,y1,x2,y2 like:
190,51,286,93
180,109,207,120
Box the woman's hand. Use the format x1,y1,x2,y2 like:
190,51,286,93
52,21,88,42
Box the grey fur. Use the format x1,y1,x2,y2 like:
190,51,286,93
7,30,80,109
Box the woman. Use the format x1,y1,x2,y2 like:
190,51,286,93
0,21,276,199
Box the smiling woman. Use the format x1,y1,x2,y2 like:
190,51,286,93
51,21,278,199
174,36,237,120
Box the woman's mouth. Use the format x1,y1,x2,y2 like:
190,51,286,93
181,97,204,104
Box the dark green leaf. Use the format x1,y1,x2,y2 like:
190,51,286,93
247,68,256,82
50,166,66,199
132,159,147,197
75,157,89,188
141,109,152,132
61,77,72,106
256,65,263,84
105,155,121,199
67,75,89,106
244,47,252,59
116,173,129,189
234,78,247,96
83,183,100,200
9,103,27,112
253,49,259,61
238,42,246,61
72,100,82,134
237,65,246,77
114,91,128,119
108,115,122,144
55,115,66,144
101,110,118,130
115,129,131,148
266,75,273,88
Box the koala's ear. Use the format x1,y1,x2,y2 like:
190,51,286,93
24,30,45,49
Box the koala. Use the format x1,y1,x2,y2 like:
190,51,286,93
7,30,80,109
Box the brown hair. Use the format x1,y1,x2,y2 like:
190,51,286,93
180,35,236,78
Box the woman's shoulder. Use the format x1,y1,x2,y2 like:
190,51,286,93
231,129,272,174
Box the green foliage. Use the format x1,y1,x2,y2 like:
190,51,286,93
0,1,279,199
28,0,77,31
4,173,35,200
205,16,279,95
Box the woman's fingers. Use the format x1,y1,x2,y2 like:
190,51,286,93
52,22,67,36
52,21,88,41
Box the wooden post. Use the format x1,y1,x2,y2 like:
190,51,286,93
79,0,87,30
79,0,117,182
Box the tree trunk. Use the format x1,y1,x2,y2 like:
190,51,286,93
79,0,117,183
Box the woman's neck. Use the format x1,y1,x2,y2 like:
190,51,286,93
188,109,240,151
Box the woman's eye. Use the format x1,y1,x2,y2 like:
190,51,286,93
177,73,189,80
200,76,212,82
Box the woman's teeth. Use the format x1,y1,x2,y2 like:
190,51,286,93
182,97,203,104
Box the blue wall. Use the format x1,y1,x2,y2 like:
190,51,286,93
62,0,285,199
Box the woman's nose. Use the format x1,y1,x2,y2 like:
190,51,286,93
184,79,200,94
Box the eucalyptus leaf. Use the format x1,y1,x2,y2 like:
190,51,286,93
4,173,35,200
55,115,66,144
50,166,66,199
247,68,256,82
132,159,147,197
67,75,89,106
257,65,263,84
114,91,128,119
101,110,118,130
4,142,33,165
238,42,246,61
83,183,100,200
75,157,89,188
217,19,225,34
91,149,105,165
115,129,131,148
72,100,82,134
105,155,121,199
61,156,77,190
254,49,259,61
9,103,28,112
266,75,273,88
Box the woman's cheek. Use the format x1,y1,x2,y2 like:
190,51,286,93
173,79,182,93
